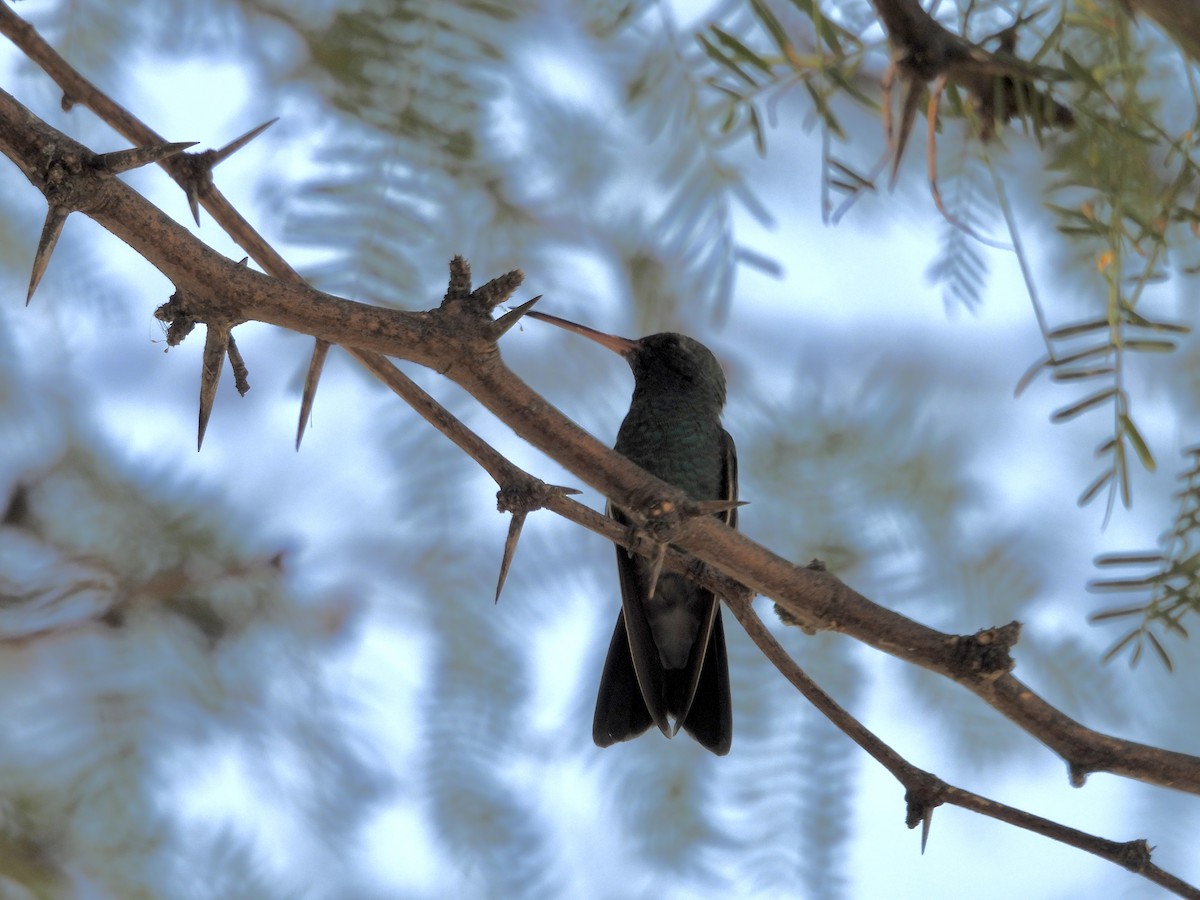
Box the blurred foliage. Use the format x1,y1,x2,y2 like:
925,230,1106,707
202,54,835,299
2,0,1200,896
0,336,388,898
251,0,538,304
692,0,1200,666
924,147,993,311
1091,446,1200,670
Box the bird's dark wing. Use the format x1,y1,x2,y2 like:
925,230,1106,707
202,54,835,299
678,609,731,754
594,503,672,742
676,427,736,754
593,428,737,754
721,428,738,531
592,608,656,746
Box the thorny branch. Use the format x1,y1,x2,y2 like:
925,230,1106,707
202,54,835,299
728,596,1197,897
0,5,1198,896
870,0,1073,183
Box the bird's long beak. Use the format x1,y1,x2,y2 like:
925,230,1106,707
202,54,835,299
526,311,639,357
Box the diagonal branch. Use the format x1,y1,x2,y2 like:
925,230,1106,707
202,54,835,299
870,0,1073,179
728,595,1200,898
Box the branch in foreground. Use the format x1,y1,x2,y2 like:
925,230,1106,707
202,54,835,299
728,595,1200,899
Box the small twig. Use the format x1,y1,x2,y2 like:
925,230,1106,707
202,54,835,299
988,157,1057,375
727,596,1200,898
351,346,582,605
727,592,925,783
352,347,525,488
925,75,1011,249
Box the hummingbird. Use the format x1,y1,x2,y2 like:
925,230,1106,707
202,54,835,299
527,310,736,755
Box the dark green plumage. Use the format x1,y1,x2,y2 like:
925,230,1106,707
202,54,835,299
528,314,736,755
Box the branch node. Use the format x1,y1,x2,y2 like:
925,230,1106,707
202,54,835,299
904,773,948,852
1114,839,1153,873
169,152,218,226
157,123,276,227
439,258,524,333
948,621,1020,681
774,559,827,633
154,290,200,346
496,479,580,518
493,479,580,603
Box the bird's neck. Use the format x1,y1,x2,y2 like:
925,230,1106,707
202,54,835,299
629,381,725,418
